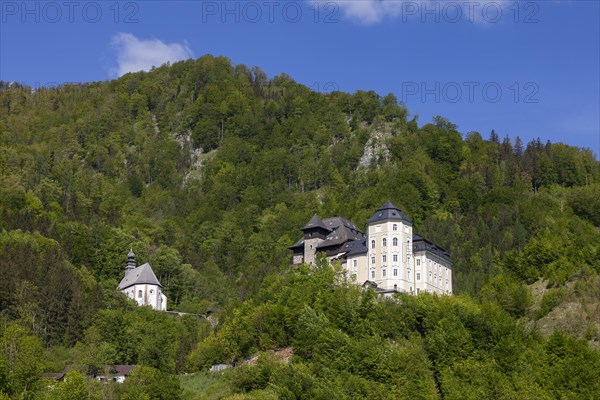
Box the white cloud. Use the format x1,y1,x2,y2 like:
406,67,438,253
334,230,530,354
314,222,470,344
335,0,404,24
332,0,510,26
110,33,194,77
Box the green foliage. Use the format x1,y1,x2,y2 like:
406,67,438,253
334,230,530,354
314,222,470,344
116,366,182,400
567,183,600,226
47,370,88,400
480,275,533,318
0,56,599,398
534,288,566,319
187,265,600,399
0,323,44,398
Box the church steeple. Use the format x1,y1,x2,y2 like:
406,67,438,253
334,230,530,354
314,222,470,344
126,249,136,272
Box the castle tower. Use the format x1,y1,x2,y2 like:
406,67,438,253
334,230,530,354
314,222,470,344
366,201,413,292
301,214,331,265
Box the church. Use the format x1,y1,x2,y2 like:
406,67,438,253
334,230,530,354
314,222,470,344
118,250,168,311
290,201,452,296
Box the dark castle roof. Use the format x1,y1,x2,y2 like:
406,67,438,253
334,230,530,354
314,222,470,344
413,234,451,263
317,217,365,248
367,201,412,225
343,239,368,257
301,214,330,231
291,215,365,252
289,237,304,250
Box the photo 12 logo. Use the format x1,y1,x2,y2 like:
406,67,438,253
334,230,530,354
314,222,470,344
401,81,540,104
393,1,540,24
1,1,140,23
200,1,340,23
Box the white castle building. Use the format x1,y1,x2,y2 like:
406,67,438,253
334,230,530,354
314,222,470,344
290,201,452,296
118,250,168,311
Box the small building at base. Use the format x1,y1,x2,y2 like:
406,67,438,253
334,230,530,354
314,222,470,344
118,250,167,311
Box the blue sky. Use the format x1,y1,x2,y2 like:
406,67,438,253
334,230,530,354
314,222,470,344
1,1,599,155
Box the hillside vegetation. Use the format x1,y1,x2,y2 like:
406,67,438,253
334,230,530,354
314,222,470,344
0,55,599,399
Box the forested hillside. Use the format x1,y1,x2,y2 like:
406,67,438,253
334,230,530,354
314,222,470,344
0,55,599,399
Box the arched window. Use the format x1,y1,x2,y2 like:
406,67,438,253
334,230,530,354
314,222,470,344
382,238,387,247
393,224,397,231
371,240,375,249
138,290,142,298
393,238,398,246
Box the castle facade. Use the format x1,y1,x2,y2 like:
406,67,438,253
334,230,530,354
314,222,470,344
291,201,452,296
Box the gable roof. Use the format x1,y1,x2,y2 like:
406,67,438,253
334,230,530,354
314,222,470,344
367,201,412,225
316,217,365,248
301,214,330,231
118,263,162,290
107,365,137,376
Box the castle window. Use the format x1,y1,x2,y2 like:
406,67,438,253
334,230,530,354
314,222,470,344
382,238,387,247
371,257,375,264
393,269,398,277
371,240,375,249
407,269,411,279
371,270,375,279
393,254,398,262
417,273,421,281
353,260,357,268
393,238,398,246
393,224,397,231
382,255,387,263
150,289,154,294
138,290,142,298
383,269,386,277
